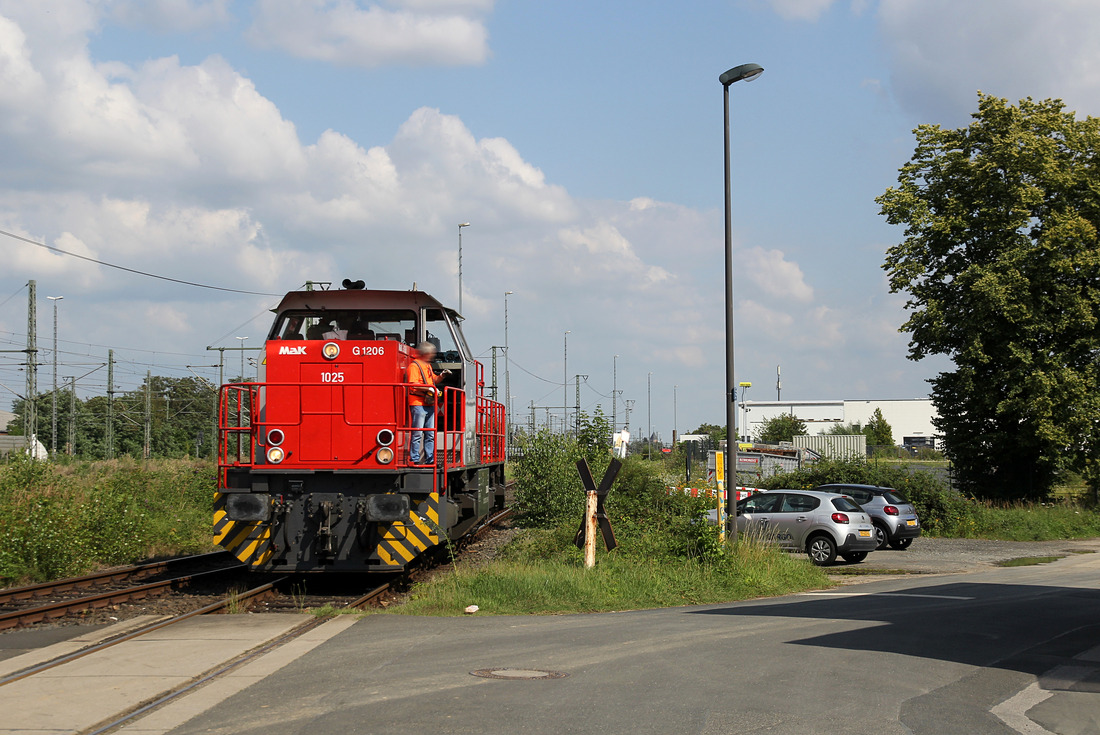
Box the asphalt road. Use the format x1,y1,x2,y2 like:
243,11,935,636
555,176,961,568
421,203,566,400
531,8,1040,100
166,546,1100,735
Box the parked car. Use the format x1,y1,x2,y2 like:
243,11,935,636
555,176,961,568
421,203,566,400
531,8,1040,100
735,489,878,565
814,483,921,550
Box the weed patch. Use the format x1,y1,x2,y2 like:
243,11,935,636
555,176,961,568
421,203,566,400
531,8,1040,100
0,455,216,586
996,556,1065,567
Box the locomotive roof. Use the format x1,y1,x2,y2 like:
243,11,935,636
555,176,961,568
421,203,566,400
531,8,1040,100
274,288,456,316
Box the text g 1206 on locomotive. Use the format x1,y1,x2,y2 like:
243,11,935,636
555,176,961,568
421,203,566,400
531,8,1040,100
215,282,506,571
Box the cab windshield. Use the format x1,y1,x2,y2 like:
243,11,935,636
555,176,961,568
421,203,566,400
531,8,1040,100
270,309,417,343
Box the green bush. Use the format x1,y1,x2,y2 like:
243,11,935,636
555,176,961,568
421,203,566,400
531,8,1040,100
513,429,724,563
0,456,216,585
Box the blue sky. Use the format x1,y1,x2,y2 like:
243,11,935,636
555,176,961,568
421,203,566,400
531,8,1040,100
1,0,1098,441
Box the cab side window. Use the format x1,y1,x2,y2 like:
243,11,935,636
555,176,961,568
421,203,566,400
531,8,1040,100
424,309,462,364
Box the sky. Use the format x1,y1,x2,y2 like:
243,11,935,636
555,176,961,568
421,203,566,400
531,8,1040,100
2,0,1099,442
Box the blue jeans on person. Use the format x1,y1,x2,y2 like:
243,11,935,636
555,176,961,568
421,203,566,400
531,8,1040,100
410,404,435,464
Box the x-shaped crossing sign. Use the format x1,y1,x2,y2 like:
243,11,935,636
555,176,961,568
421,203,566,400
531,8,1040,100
573,458,622,551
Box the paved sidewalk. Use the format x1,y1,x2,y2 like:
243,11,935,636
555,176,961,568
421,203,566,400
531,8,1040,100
0,614,319,735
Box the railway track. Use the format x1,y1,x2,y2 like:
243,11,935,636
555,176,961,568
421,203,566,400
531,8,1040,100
0,551,245,631
1,505,515,732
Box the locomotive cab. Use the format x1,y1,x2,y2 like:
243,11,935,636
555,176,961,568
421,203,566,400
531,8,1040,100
215,285,506,572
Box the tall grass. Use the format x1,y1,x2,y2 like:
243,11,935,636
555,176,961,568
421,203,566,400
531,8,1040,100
391,443,833,617
392,535,830,616
0,455,215,585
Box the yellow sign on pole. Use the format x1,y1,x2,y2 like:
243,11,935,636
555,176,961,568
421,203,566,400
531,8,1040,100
716,450,726,542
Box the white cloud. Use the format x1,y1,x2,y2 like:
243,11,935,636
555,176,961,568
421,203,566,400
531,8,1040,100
739,299,795,333
246,0,491,67
765,0,838,21
878,0,1100,123
741,246,814,303
112,0,233,33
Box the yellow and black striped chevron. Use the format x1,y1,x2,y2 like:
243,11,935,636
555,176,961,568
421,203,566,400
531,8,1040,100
213,493,274,567
376,491,442,567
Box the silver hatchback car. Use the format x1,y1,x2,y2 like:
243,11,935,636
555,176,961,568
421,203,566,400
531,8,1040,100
814,484,922,550
735,490,878,565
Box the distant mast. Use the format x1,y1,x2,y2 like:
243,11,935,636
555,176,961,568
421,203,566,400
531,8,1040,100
776,365,781,401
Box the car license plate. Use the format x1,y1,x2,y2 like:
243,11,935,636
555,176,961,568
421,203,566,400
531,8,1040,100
859,530,871,537
906,520,917,526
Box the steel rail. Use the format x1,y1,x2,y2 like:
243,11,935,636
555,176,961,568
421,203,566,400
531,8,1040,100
0,551,237,606
0,565,246,631
0,576,286,687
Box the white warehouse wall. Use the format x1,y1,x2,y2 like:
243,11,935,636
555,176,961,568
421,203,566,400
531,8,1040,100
742,398,938,445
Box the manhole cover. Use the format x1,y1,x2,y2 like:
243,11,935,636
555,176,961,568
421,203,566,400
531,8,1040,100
470,668,568,680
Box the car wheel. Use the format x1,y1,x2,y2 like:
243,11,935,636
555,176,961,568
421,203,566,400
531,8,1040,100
889,537,913,550
873,523,889,550
841,551,868,563
807,535,837,565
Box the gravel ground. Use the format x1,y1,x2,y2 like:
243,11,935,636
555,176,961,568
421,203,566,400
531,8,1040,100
832,535,1100,576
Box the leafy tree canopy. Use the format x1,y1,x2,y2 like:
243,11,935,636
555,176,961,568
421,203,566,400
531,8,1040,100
757,413,807,445
877,93,1100,499
864,408,893,447
690,423,726,445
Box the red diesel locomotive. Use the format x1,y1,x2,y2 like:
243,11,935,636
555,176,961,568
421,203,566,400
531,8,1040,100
215,282,507,571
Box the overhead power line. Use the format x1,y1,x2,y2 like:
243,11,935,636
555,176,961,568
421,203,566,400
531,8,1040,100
0,227,282,297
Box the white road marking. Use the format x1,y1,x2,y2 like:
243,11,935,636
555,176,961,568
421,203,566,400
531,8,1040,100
990,682,1056,735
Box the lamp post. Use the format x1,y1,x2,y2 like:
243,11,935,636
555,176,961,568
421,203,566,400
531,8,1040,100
47,295,63,456
674,384,678,445
458,222,470,314
647,371,653,460
612,354,619,436
563,330,570,433
236,336,247,381
721,61,763,542
504,291,513,436
739,381,752,442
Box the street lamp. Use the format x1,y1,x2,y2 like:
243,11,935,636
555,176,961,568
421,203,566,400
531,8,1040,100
458,222,470,314
563,330,570,433
721,61,764,542
504,291,513,436
236,336,248,381
47,295,63,456
739,381,752,442
612,354,619,436
647,371,653,460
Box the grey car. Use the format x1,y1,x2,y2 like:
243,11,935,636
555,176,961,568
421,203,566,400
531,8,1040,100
814,483,921,550
735,490,878,565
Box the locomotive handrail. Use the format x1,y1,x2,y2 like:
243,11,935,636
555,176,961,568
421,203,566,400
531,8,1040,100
217,380,504,478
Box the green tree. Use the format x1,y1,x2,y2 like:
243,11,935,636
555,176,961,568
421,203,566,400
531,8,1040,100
825,422,863,436
864,408,893,447
757,413,807,444
878,94,1100,499
690,423,726,447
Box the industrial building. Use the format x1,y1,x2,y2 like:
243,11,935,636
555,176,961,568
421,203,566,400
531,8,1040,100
740,398,938,448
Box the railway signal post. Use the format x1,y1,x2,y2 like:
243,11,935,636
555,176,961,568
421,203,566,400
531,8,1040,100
574,458,622,568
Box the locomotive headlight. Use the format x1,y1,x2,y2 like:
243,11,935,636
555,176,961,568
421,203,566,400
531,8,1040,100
376,429,394,446
322,342,340,360
267,428,285,446
266,446,285,464
376,446,394,464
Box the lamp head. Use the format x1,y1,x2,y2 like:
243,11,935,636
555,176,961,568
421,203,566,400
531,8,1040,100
739,381,752,388
720,63,764,87
458,222,470,228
